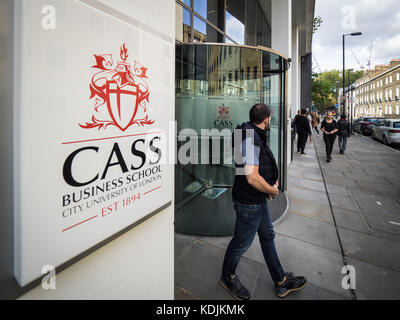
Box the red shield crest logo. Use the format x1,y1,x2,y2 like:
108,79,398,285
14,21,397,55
80,43,154,131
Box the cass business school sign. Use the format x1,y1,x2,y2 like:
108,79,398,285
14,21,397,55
15,43,170,286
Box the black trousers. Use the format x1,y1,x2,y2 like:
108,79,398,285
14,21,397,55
297,133,308,153
323,134,336,159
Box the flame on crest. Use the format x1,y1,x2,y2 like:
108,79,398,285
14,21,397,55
120,43,128,61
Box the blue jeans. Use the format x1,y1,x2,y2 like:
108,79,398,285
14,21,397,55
338,135,348,152
222,200,285,283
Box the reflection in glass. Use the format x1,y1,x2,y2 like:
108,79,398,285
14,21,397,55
193,16,207,42
194,0,207,18
182,6,192,43
226,0,245,44
225,12,244,44
176,44,286,231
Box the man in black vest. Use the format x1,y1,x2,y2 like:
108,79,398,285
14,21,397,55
220,104,307,300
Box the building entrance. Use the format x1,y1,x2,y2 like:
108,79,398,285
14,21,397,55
175,43,288,236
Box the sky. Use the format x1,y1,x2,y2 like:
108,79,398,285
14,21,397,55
312,0,400,72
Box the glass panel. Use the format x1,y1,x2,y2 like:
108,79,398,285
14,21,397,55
245,0,257,46
226,0,245,45
225,11,244,44
194,0,207,18
207,0,225,32
226,0,245,24
263,74,280,161
182,6,192,43
192,14,222,43
175,44,286,235
193,15,207,42
176,4,191,43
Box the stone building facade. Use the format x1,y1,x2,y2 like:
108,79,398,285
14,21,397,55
355,59,400,119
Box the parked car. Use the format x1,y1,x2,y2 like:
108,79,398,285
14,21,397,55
372,119,400,145
354,117,386,135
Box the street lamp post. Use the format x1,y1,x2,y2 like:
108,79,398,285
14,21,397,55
347,68,354,133
343,32,362,115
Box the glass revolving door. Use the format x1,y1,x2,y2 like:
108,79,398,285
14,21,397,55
175,44,287,236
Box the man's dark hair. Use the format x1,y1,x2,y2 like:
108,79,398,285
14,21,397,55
341,114,347,119
249,104,271,124
300,108,307,115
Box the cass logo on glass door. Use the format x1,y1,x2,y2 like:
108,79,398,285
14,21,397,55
80,43,154,131
214,104,232,128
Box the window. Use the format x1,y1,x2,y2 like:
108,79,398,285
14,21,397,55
390,75,393,83
225,2,245,44
397,73,400,81
396,104,399,115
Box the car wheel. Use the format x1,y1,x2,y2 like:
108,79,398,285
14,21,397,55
383,135,389,146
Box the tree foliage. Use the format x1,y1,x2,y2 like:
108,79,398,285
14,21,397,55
313,16,323,34
312,70,364,111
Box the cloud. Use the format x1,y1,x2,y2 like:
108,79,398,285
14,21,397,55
312,0,400,71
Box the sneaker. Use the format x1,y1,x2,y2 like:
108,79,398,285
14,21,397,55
275,272,307,298
340,149,344,154
326,158,331,163
300,152,307,155
220,274,251,300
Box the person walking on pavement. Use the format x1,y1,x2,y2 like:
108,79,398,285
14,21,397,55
291,110,302,141
306,108,313,132
220,104,307,300
311,112,320,136
337,114,350,154
321,111,338,162
293,109,312,154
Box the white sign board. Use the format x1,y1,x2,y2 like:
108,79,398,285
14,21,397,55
14,0,174,286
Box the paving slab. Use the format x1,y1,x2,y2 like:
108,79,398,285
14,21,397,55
286,185,329,205
338,227,400,272
287,196,334,224
197,236,230,251
323,175,358,187
175,233,197,259
356,180,400,196
290,161,321,169
303,171,324,181
329,194,361,213
346,257,400,300
273,235,350,298
288,178,325,193
174,239,261,300
252,265,349,300
275,214,341,252
325,184,350,197
332,208,370,234
322,169,346,178
343,173,389,185
174,284,201,300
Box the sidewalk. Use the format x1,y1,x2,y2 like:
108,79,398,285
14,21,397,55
174,133,400,300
